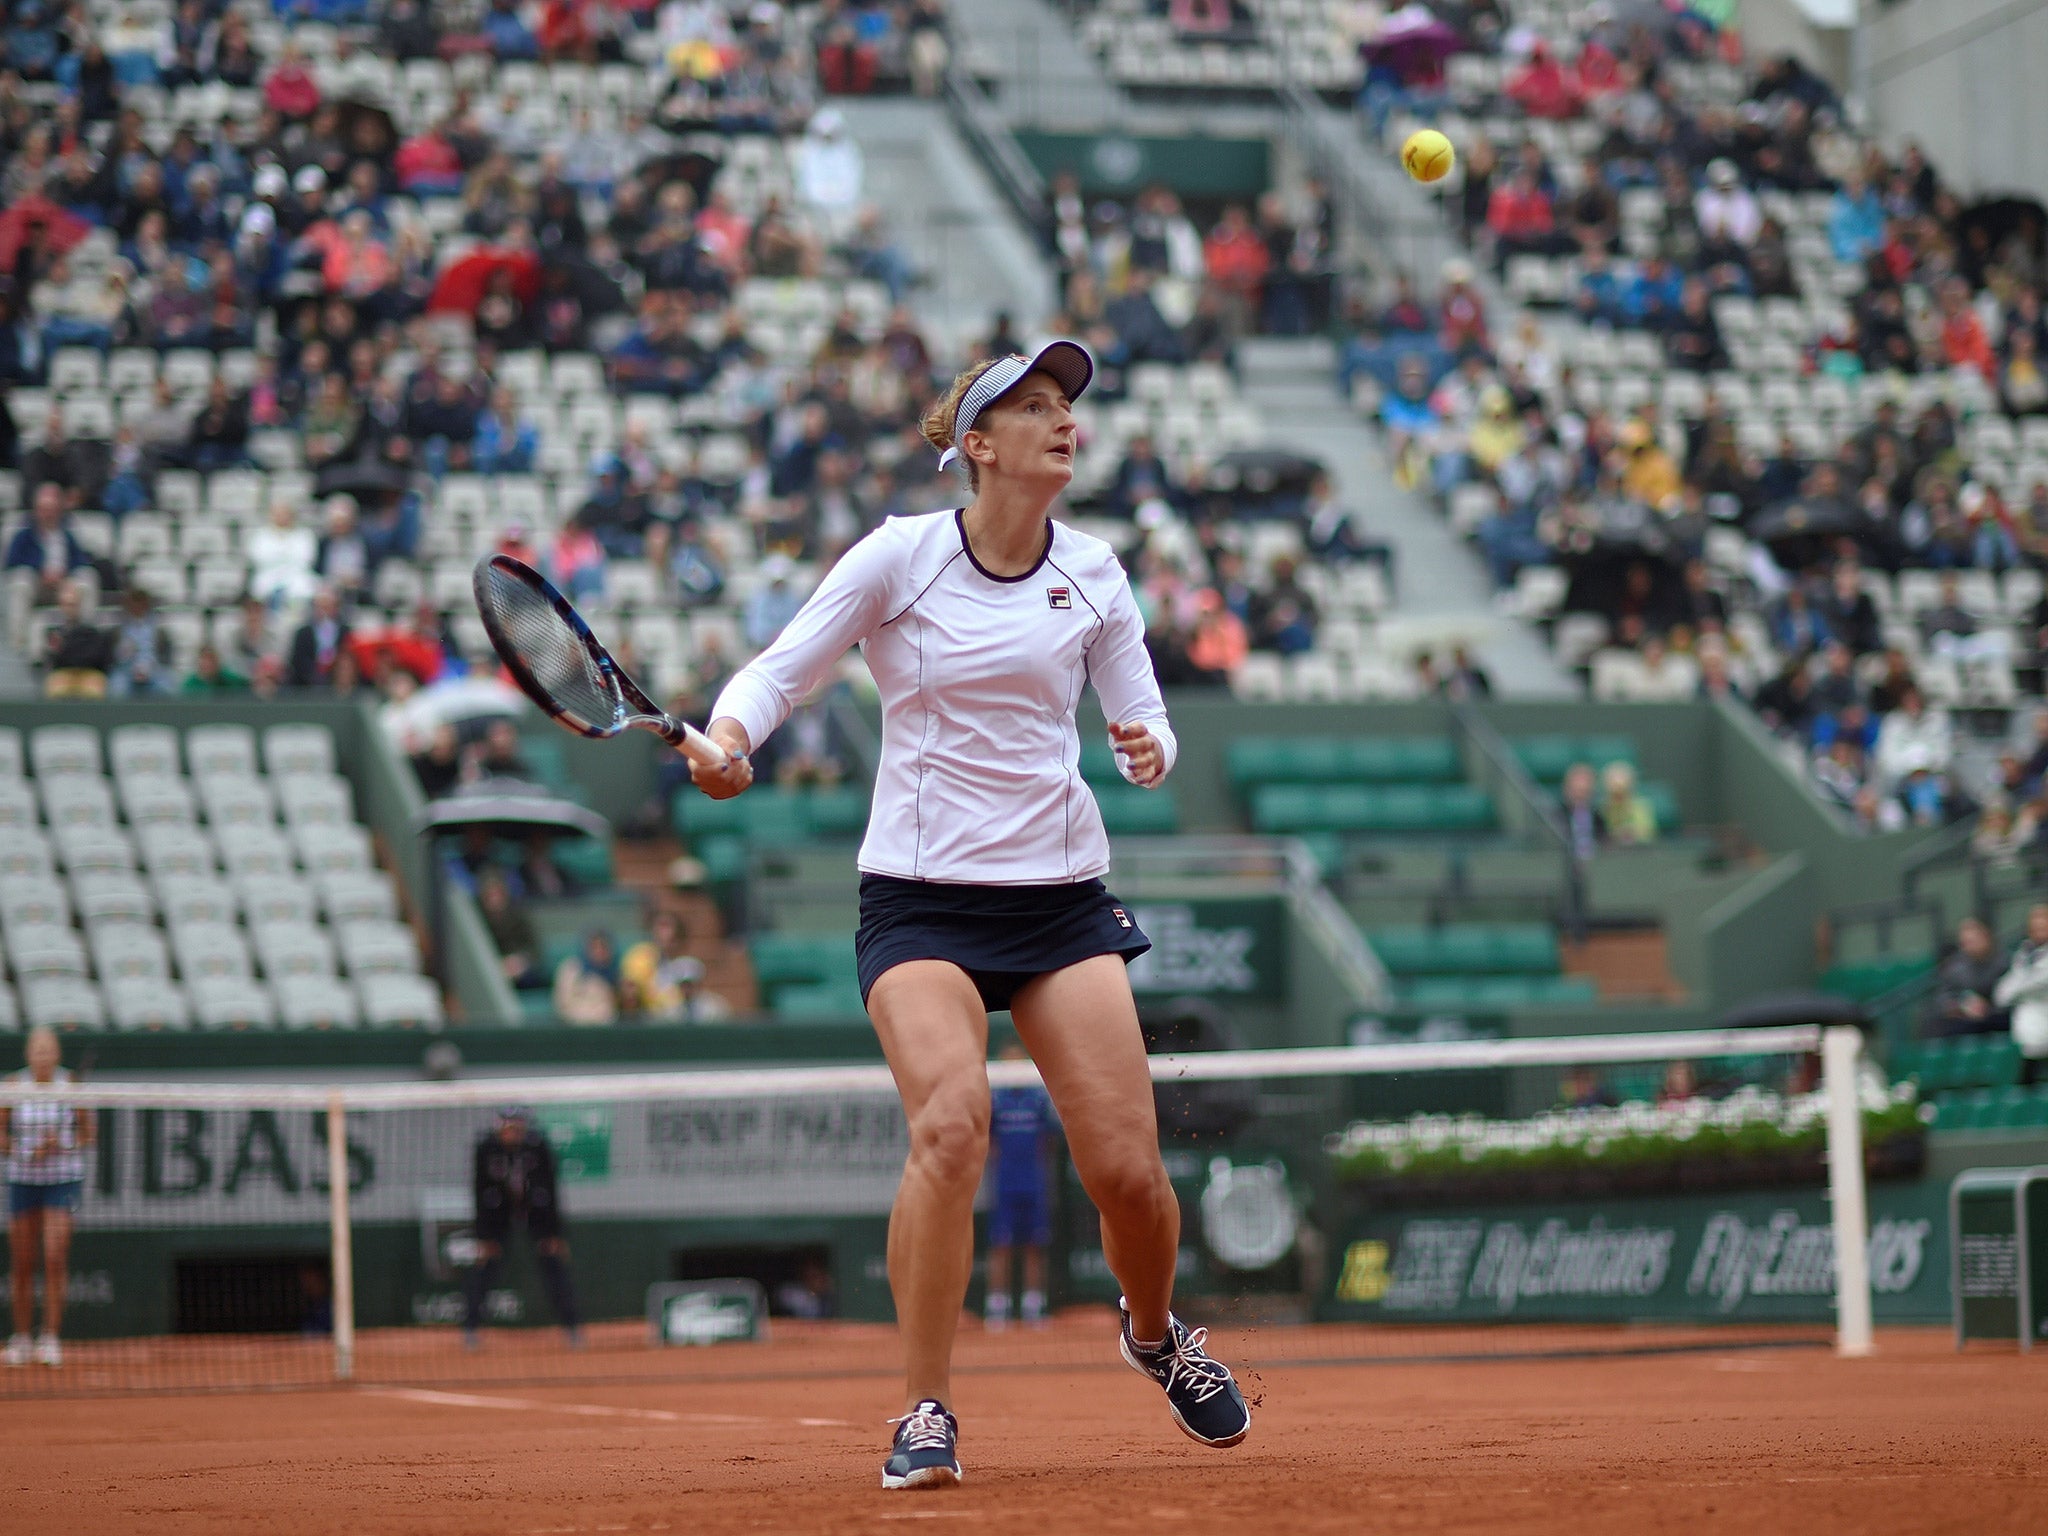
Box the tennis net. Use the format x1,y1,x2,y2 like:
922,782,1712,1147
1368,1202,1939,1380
0,1025,1915,1396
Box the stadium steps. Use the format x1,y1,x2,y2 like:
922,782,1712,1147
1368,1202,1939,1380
1559,928,1683,1002
607,838,758,1013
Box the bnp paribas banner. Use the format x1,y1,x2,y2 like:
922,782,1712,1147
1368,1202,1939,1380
67,1092,911,1230
1328,1186,1950,1325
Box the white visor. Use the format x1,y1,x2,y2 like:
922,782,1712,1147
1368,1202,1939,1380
937,340,1094,471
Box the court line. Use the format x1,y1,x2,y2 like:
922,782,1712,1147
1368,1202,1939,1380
363,1385,852,1429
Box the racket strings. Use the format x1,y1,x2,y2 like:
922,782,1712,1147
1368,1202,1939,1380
476,562,618,732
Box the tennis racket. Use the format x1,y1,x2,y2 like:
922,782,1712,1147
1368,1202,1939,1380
472,554,728,768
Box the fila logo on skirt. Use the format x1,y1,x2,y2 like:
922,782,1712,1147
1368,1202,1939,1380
1047,586,1072,609
1111,907,1132,929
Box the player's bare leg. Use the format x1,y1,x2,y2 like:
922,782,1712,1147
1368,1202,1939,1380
1010,955,1177,1340
5,1211,41,1365
1012,954,1250,1446
867,960,989,1417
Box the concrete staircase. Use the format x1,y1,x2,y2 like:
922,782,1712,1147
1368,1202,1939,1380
1234,337,1576,697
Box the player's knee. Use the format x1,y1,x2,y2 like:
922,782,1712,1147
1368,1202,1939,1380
908,1091,990,1187
1088,1154,1174,1225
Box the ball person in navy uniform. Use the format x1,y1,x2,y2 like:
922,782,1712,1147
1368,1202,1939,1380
463,1106,583,1349
2,1028,94,1368
690,341,1250,1489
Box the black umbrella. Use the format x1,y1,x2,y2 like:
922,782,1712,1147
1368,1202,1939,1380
1749,494,1870,561
1716,991,1872,1036
332,95,399,161
1206,449,1323,498
415,786,609,842
315,458,415,501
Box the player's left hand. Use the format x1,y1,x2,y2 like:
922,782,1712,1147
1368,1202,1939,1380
1108,721,1165,788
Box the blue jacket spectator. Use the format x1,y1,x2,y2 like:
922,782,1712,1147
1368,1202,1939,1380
1830,175,1886,265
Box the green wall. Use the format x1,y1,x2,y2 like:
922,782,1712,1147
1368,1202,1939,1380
1011,130,1271,199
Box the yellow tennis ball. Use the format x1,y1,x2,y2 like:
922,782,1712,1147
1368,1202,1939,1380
1401,129,1456,184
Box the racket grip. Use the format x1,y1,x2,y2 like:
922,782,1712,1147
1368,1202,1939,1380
660,717,732,768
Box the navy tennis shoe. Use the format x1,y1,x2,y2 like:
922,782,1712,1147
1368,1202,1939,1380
882,1398,962,1490
1118,1300,1252,1448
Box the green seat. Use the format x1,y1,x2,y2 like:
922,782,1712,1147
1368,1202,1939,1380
749,933,857,987
549,835,613,888
1992,1088,2036,1129
1225,739,1295,787
1366,926,1437,976
772,981,868,1020
1488,923,1561,974
1389,738,1461,783
517,735,573,793
1512,735,1579,785
1093,785,1179,835
1400,975,1598,1008
743,795,813,847
1080,739,1121,784
674,791,751,838
1249,784,1317,833
1819,954,1934,1002
1984,1038,2022,1087
804,787,870,837
1368,923,1561,978
697,833,748,883
1431,785,1496,831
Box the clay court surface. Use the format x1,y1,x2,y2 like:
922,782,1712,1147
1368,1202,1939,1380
0,1322,2040,1535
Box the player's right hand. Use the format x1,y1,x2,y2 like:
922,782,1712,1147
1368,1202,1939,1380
690,717,755,800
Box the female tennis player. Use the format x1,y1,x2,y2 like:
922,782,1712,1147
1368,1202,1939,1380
691,341,1250,1489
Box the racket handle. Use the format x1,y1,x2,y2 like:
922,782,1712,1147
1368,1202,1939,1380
659,717,732,769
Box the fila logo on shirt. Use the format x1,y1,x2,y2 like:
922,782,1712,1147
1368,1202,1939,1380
1047,586,1072,610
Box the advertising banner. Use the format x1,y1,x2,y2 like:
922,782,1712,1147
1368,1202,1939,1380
1329,1185,1949,1324
1126,898,1286,1000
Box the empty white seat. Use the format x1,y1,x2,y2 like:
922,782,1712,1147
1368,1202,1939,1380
170,921,252,980
108,724,180,780
185,724,258,778
252,922,336,980
190,975,275,1030
0,883,70,930
91,925,171,982
30,726,101,778
199,774,276,828
278,775,354,827
0,781,37,828
276,975,360,1030
0,728,21,778
137,823,216,880
293,822,372,874
155,873,236,928
117,775,196,827
338,919,420,976
217,823,296,878
7,924,88,981
357,973,443,1028
316,868,399,923
52,824,136,876
105,976,191,1031
39,777,116,829
236,874,315,927
263,724,336,778
23,976,104,1031
72,871,154,926
0,827,54,880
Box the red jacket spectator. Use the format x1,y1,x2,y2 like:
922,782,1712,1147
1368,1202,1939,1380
1943,305,1995,379
1486,176,1555,239
539,0,592,58
264,56,321,120
395,129,465,192
1507,45,1583,120
1576,39,1622,96
1203,206,1270,299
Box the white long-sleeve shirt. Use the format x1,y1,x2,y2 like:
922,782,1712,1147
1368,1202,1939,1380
712,509,1175,885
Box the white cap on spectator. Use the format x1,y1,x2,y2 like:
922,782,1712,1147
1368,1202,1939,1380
240,203,275,240
254,164,288,199
294,164,327,194
1707,158,1739,188
936,340,1094,472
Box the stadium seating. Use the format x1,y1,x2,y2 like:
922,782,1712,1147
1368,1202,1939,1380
0,724,425,1031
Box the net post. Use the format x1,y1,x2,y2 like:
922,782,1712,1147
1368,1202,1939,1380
1822,1025,1874,1358
327,1091,357,1381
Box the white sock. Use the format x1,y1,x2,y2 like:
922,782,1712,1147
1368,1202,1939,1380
985,1291,1010,1321
1020,1290,1045,1320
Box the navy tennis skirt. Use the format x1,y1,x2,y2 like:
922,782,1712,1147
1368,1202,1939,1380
855,875,1152,1013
